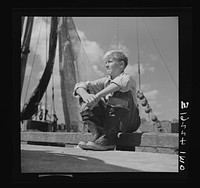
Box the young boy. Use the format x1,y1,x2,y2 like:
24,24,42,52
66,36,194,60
73,50,140,151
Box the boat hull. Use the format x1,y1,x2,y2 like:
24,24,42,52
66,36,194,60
26,120,57,132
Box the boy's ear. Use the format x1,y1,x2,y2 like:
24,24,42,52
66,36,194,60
120,61,125,68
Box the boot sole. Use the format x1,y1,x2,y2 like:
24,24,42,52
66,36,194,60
77,141,102,150
85,141,116,151
77,141,89,150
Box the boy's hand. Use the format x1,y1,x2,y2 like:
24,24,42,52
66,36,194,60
76,88,99,110
82,93,96,105
85,94,101,110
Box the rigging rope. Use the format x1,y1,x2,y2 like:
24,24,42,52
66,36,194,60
116,17,119,49
136,17,141,91
136,18,167,133
23,18,43,106
44,17,48,120
50,62,56,119
142,18,178,91
44,17,56,121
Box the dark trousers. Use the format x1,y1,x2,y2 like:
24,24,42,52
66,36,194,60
80,99,131,134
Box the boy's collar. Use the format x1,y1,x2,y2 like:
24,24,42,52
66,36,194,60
107,71,125,80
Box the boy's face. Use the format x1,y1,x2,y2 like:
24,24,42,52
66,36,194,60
105,57,123,78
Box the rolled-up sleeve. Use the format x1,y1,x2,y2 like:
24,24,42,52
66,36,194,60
111,75,136,93
73,82,88,98
73,77,107,97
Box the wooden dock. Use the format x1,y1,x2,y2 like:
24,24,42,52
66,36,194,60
20,131,179,177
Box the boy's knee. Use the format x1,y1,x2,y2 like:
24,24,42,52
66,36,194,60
106,106,129,119
119,112,141,133
80,106,92,120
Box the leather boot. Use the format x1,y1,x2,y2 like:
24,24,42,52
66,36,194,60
78,120,104,149
78,100,105,150
86,107,121,151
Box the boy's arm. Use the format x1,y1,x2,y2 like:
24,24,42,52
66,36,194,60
76,83,120,106
73,77,108,109
95,83,120,100
73,77,106,98
76,87,97,106
85,83,120,110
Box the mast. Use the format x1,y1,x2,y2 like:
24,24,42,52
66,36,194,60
21,17,34,95
21,17,58,120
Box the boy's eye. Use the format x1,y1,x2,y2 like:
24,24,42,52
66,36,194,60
105,60,114,65
107,60,113,63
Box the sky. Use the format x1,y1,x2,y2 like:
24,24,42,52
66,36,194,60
21,17,178,124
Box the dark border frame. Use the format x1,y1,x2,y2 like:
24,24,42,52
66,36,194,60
11,7,192,183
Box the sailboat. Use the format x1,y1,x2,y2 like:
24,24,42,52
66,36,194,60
21,16,174,133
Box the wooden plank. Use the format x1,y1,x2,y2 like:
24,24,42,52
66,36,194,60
117,132,179,148
21,132,93,144
135,146,178,154
21,132,178,149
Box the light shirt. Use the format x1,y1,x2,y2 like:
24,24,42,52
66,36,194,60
73,72,138,105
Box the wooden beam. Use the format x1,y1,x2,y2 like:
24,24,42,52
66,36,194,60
21,132,178,149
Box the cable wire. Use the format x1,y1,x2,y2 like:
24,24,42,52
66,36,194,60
116,17,119,49
136,17,141,91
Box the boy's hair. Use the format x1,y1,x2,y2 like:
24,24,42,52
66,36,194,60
103,50,128,69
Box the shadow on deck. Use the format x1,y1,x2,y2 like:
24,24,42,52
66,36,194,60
21,149,141,173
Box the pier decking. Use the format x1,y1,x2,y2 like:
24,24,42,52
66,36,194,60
21,132,178,173
21,143,178,173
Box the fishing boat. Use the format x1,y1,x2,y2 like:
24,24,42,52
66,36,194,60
21,17,58,132
21,17,98,132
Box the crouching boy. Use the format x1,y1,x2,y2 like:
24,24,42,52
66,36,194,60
73,50,140,151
